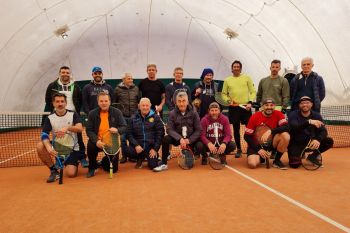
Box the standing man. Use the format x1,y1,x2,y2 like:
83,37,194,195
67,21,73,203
45,66,88,167
37,93,83,183
85,92,127,178
191,68,219,119
198,102,236,165
222,60,256,158
290,57,325,112
165,67,191,111
82,66,114,115
123,98,164,170
244,98,290,169
138,64,165,116
114,73,139,163
153,91,202,172
288,96,333,168
256,60,290,113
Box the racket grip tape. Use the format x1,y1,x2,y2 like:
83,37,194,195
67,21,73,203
109,163,113,179
59,168,63,184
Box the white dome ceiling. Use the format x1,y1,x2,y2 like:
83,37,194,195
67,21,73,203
1,0,349,111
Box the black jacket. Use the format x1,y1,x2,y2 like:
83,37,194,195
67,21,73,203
45,79,82,113
167,105,202,144
86,106,127,144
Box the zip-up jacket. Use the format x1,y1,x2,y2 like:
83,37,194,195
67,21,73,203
127,109,165,151
86,106,127,144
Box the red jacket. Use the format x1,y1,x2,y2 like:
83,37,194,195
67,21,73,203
200,113,232,145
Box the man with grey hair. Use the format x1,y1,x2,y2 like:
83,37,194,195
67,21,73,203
123,97,164,169
153,91,202,172
290,57,325,112
114,73,139,163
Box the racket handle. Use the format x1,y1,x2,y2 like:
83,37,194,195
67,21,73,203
109,163,113,179
266,158,270,169
59,168,63,184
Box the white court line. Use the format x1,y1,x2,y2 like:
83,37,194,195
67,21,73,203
224,165,350,233
0,149,36,164
0,138,36,149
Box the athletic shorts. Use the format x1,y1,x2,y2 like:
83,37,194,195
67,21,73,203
228,106,252,125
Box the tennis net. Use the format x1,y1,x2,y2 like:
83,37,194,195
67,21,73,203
1,106,349,168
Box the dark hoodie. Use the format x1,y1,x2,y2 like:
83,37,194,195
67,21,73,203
82,80,114,115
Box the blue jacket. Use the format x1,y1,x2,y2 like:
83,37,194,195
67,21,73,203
127,110,165,151
290,72,325,110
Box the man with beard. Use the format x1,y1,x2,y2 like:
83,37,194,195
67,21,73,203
222,61,256,158
82,66,114,115
288,96,333,168
45,66,88,167
191,68,219,119
198,102,236,165
37,93,84,182
256,60,290,113
244,98,290,169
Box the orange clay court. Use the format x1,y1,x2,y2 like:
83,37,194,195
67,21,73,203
0,124,350,233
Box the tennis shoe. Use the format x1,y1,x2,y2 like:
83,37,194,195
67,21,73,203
153,164,168,172
80,158,89,168
86,169,95,178
235,149,242,158
47,169,59,183
273,160,288,170
135,159,143,169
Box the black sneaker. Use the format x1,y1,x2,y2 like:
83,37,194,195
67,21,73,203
235,149,242,158
120,156,127,164
273,160,288,170
47,169,59,183
135,159,143,169
201,157,208,165
86,169,95,178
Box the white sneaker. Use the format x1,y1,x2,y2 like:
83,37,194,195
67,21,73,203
153,164,168,172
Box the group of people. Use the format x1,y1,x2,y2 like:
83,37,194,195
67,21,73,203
37,57,333,183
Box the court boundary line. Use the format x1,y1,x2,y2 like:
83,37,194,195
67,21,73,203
225,165,350,232
0,149,36,164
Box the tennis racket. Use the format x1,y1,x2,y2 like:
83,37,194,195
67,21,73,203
300,139,322,171
177,126,195,169
156,106,167,126
101,130,120,178
52,132,77,184
208,124,226,170
214,92,246,109
254,124,272,169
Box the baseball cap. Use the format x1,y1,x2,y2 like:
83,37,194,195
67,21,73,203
299,96,313,103
208,102,220,109
262,98,275,105
92,66,103,73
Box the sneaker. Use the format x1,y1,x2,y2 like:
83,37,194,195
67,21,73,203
235,149,242,158
47,169,59,183
201,157,208,165
153,164,168,172
273,160,288,170
86,169,95,178
80,158,89,168
135,159,143,169
120,156,127,164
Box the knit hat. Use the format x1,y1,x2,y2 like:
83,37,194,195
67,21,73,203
200,68,214,80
